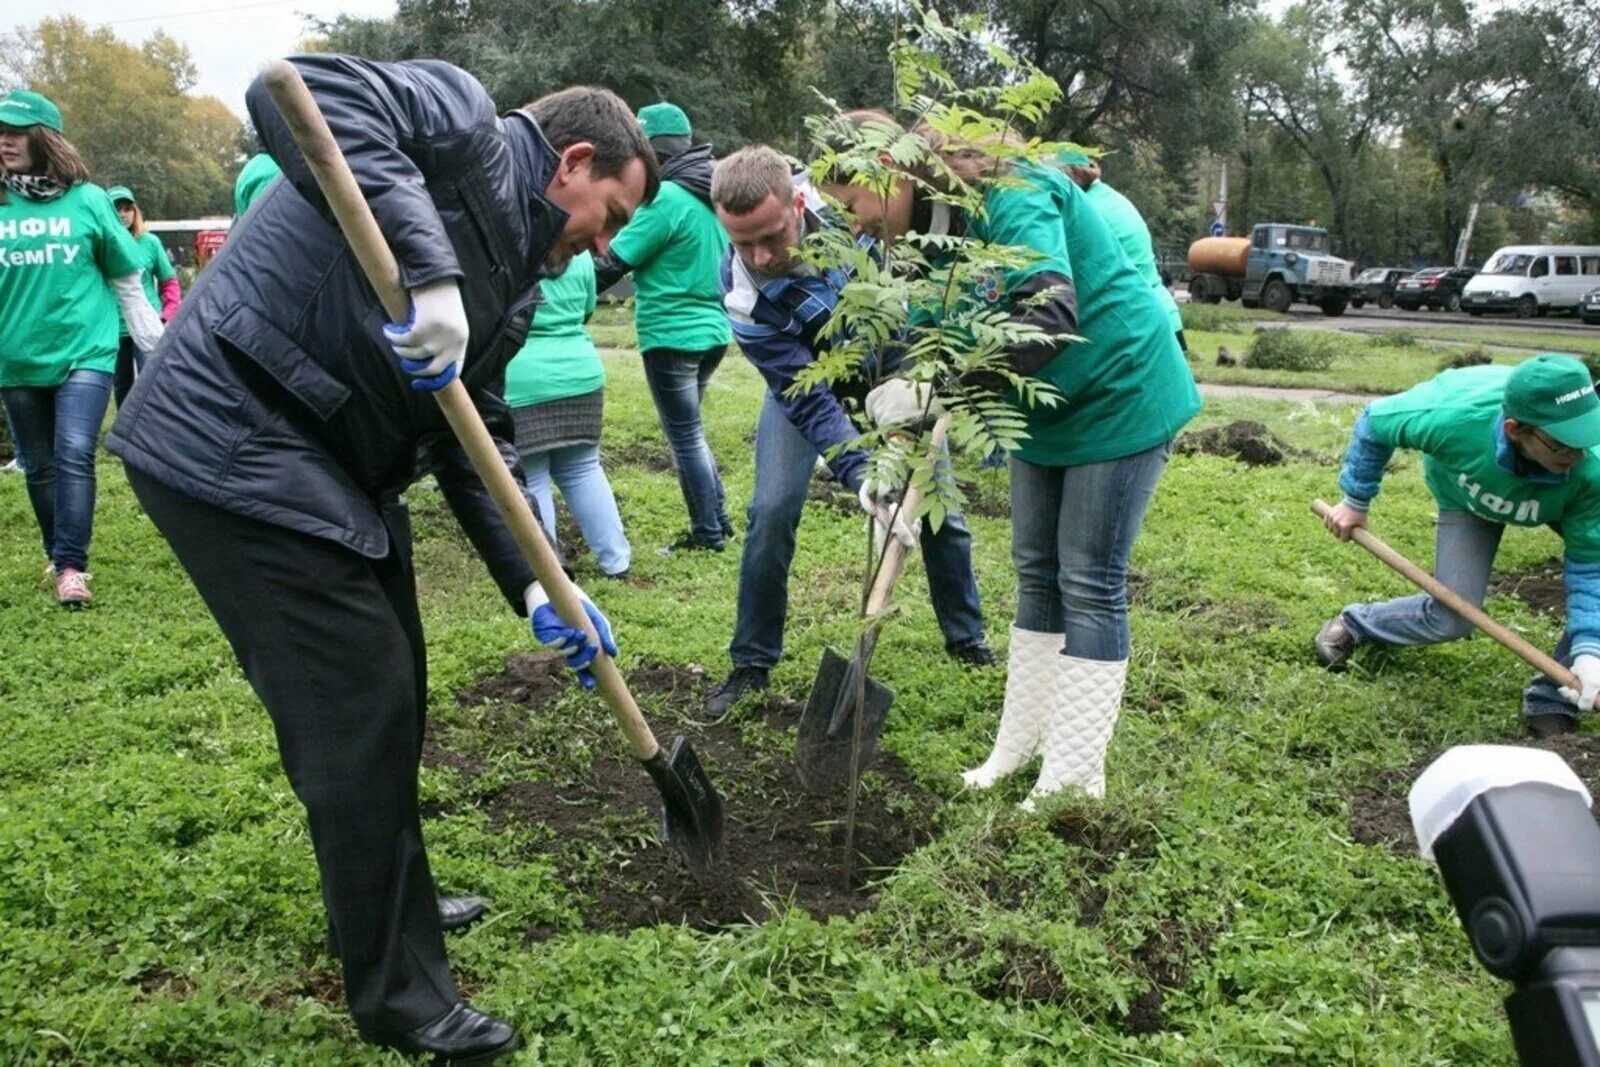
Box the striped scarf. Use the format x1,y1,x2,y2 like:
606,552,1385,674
2,172,67,202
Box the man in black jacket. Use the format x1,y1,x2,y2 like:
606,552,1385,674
107,55,657,1062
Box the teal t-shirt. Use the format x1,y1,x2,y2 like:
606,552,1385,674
608,180,730,355
234,153,283,216
969,163,1200,467
1085,179,1183,334
0,182,146,388
1364,366,1600,561
118,231,175,338
504,252,605,408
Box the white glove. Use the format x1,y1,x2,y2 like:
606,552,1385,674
383,278,469,390
859,481,919,550
1559,653,1600,711
865,378,942,429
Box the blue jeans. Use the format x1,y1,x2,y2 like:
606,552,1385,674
642,347,731,545
1,369,114,572
1010,442,1171,662
1340,509,1574,720
729,393,986,667
518,442,631,577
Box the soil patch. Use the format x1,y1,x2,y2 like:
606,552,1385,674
553,509,589,563
607,440,675,473
438,657,942,933
1350,733,1600,853
1488,557,1565,618
806,477,860,517
1174,420,1310,467
132,968,197,1000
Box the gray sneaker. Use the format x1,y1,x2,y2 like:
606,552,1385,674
1314,615,1358,671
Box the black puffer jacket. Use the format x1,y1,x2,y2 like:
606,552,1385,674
109,55,568,608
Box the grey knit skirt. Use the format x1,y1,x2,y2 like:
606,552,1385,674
511,388,604,453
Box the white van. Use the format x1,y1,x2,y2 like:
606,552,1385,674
1461,245,1600,318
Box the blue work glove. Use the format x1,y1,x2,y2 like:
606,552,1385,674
383,278,468,391
525,582,618,689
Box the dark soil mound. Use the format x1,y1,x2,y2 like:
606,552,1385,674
606,440,675,473
1174,420,1306,467
434,656,941,933
1350,733,1600,854
1489,557,1564,618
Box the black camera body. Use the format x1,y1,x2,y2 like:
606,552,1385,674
1428,774,1600,1065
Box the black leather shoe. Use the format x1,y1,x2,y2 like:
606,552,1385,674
947,639,998,668
705,665,768,721
392,1002,520,1064
1314,615,1359,671
438,895,488,933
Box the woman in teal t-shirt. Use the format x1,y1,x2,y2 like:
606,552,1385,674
819,115,1199,806
504,252,631,577
0,89,165,607
107,185,181,407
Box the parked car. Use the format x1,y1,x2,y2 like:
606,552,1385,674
1461,245,1600,318
1350,267,1408,309
1394,266,1476,312
1581,286,1600,326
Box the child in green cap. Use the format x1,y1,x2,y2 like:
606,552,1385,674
1317,354,1600,735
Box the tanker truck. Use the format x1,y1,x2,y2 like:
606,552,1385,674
1187,223,1356,316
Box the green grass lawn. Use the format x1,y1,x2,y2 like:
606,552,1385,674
0,338,1555,1064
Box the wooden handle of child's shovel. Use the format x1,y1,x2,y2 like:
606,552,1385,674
263,60,660,761
863,414,953,619
1311,499,1578,690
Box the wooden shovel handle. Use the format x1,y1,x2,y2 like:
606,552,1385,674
863,414,953,619
1312,498,1578,690
263,60,659,761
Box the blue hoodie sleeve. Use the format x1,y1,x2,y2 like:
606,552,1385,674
1566,558,1600,660
727,316,868,490
1337,409,1396,512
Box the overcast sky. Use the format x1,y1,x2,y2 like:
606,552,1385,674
22,0,399,117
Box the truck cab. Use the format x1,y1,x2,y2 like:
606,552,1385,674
1244,225,1355,315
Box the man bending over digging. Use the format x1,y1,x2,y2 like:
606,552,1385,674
1316,355,1600,738
108,55,655,1063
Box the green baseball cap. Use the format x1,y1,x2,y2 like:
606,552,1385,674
0,90,63,133
1057,146,1093,167
106,185,135,204
1505,353,1600,449
638,102,690,140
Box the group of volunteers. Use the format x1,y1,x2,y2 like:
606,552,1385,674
2,50,1596,1064
0,90,176,606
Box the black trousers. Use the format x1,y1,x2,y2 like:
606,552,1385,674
113,336,142,410
128,469,457,1039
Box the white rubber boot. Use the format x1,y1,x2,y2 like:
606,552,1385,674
1023,655,1128,808
961,626,1063,789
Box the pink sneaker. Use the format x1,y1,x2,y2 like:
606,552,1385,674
55,568,92,608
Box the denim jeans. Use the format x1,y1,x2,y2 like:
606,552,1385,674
641,347,732,545
729,393,986,667
1,369,114,571
1010,441,1171,662
1340,509,1574,720
519,442,631,577
113,336,145,409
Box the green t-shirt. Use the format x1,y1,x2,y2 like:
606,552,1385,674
608,180,730,355
0,182,145,388
1364,365,1600,561
118,231,176,339
234,153,283,216
1085,179,1182,334
504,252,605,408
971,163,1200,467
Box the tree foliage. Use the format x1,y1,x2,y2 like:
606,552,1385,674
0,17,242,218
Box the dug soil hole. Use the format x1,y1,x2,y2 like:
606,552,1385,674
1488,557,1564,618
1174,420,1308,467
439,654,941,933
1349,732,1600,853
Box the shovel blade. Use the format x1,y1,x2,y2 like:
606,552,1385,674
796,646,895,796
641,735,724,878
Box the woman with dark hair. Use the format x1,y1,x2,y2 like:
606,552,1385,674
107,185,181,407
817,113,1199,805
0,89,164,606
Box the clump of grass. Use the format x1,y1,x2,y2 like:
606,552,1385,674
1244,328,1343,372
1370,329,1419,349
1438,344,1494,371
1181,302,1257,334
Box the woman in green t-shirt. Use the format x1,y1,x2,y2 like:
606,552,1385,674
504,252,631,577
107,185,181,408
819,116,1199,806
0,89,165,607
